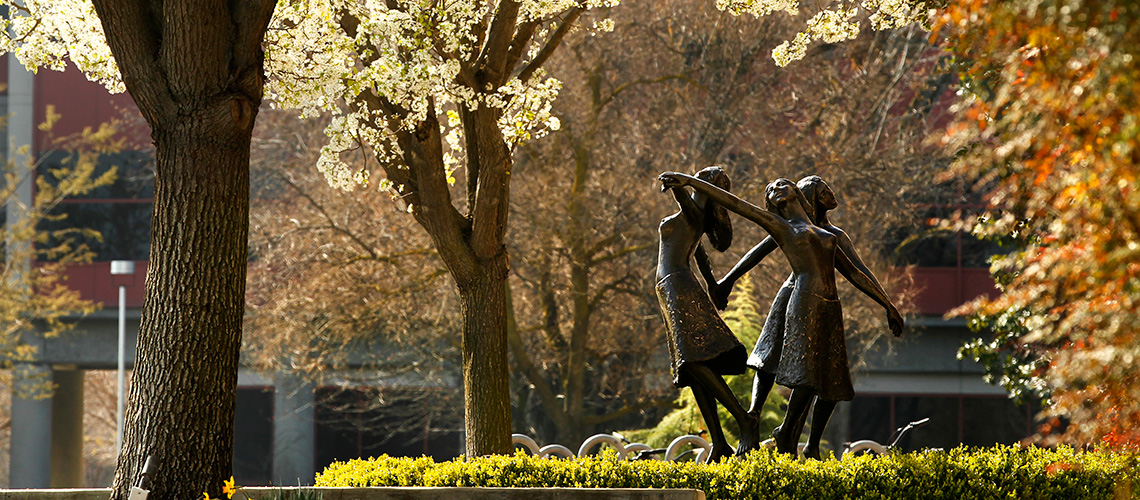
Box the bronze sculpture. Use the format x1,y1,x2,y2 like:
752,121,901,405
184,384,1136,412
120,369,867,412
655,166,758,462
708,175,904,459
658,171,901,459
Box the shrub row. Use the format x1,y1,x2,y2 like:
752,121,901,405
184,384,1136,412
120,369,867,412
315,446,1137,499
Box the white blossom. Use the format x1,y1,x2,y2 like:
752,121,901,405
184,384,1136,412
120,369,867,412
0,0,122,91
806,8,860,44
712,0,928,67
772,32,810,67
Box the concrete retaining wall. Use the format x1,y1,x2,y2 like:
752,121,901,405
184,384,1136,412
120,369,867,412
0,487,705,500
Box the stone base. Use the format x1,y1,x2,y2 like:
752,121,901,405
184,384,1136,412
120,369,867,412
0,487,705,500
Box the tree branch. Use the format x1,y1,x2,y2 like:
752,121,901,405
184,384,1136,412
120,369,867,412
231,0,277,100
89,0,175,122
588,275,637,311
506,283,567,426
503,19,539,82
479,0,522,86
589,243,652,267
597,74,691,112
517,7,584,83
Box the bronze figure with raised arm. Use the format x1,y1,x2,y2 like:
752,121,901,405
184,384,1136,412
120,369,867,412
655,166,758,462
657,171,888,458
708,175,904,459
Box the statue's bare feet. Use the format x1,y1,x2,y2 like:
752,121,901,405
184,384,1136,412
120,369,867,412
734,413,761,457
802,444,822,461
773,425,797,456
706,442,734,464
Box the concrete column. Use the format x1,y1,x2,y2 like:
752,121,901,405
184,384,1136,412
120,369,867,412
6,51,34,234
11,365,53,488
273,375,315,486
50,368,85,487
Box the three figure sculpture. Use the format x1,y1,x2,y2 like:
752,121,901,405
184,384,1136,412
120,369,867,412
655,167,904,462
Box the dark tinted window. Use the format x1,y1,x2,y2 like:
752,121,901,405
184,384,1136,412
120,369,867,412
314,387,462,470
233,387,274,484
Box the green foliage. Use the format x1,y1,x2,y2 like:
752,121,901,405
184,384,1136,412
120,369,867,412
620,275,786,448
958,306,1049,406
316,446,1138,500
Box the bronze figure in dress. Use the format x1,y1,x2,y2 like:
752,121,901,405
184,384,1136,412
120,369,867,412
707,175,904,459
658,171,901,458
655,166,759,463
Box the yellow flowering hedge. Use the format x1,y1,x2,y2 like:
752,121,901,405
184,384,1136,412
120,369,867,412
316,446,1136,499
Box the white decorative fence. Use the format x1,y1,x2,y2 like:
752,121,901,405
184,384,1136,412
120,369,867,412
511,433,712,462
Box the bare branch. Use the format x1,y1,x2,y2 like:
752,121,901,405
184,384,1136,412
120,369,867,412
517,7,584,83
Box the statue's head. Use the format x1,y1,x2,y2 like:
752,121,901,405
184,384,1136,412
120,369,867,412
696,166,732,252
765,178,811,217
797,175,837,222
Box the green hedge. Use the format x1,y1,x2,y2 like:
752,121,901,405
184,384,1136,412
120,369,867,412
316,446,1137,499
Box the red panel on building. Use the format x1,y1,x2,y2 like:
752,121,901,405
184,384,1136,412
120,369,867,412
33,64,149,148
59,261,148,308
0,59,8,95
909,267,999,316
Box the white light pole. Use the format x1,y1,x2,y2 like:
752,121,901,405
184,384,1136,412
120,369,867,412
110,260,135,458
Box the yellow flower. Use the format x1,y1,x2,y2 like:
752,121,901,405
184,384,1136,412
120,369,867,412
203,493,211,500
223,476,237,499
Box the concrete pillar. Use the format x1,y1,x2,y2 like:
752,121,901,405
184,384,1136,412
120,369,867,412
6,51,34,233
50,368,85,487
273,375,315,486
8,51,47,488
11,365,53,488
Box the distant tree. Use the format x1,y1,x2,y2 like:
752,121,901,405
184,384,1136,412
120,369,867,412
940,0,1140,449
2,114,119,394
245,109,463,440
0,115,118,485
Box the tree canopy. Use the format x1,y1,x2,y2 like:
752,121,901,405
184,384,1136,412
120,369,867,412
940,0,1140,450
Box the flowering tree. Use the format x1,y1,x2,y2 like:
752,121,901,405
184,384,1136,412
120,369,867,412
940,0,1140,450
1,119,118,398
263,0,623,456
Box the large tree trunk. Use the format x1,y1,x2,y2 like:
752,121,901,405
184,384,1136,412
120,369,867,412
90,1,274,498
458,267,513,456
111,104,254,499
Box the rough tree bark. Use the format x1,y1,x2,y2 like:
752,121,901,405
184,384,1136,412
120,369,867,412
89,0,275,498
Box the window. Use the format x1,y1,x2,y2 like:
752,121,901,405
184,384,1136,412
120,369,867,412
233,387,274,484
314,387,463,469
849,394,1038,452
37,150,154,261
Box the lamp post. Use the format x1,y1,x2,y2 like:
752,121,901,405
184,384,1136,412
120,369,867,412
110,260,135,458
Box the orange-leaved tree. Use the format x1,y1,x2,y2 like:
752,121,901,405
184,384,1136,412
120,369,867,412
939,0,1140,449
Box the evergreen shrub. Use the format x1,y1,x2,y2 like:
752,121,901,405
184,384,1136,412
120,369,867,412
315,446,1137,499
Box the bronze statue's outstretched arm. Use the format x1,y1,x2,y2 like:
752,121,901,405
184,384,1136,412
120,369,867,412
833,243,904,336
659,172,793,242
710,236,777,310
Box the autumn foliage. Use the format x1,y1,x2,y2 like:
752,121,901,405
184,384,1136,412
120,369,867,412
939,0,1140,449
